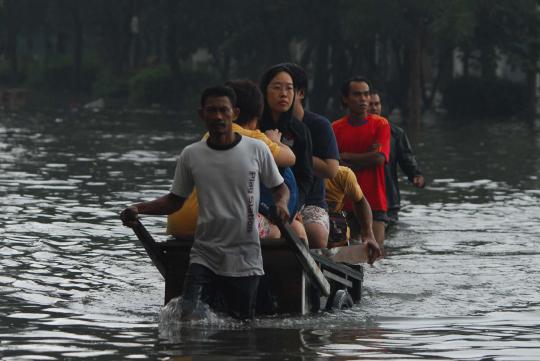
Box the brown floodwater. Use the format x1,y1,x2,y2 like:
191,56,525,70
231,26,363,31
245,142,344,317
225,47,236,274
1,109,539,360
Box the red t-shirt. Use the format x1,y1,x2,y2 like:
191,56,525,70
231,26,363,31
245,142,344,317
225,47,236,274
332,114,391,212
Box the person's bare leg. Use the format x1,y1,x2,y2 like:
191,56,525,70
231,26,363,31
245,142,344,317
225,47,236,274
304,222,329,249
266,224,281,239
372,221,385,254
290,220,309,247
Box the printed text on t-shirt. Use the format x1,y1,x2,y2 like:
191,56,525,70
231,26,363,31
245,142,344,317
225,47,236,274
246,171,256,233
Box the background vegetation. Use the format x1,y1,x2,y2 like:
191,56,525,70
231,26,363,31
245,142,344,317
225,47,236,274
1,0,539,122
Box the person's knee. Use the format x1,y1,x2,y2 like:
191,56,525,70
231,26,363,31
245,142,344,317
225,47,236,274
372,221,386,246
268,225,281,239
290,219,307,241
305,222,329,249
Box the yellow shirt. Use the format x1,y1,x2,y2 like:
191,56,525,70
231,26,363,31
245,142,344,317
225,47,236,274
325,166,364,213
166,123,281,236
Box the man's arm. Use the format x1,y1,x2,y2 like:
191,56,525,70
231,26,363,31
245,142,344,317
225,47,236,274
396,131,425,188
338,166,381,264
121,193,186,227
352,197,382,264
313,157,339,179
311,116,340,179
270,182,290,223
264,129,296,167
343,118,391,171
340,150,385,170
275,144,296,167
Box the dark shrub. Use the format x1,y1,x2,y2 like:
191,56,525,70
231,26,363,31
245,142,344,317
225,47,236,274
128,65,175,105
443,77,527,117
93,70,129,99
26,57,99,93
128,64,221,108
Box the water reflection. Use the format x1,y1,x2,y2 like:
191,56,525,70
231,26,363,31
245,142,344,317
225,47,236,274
1,111,540,360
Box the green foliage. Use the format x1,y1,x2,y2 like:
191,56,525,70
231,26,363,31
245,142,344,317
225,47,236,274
0,59,13,83
127,64,220,108
25,57,99,92
1,0,539,116
92,70,129,99
489,0,540,72
128,65,174,105
443,77,527,117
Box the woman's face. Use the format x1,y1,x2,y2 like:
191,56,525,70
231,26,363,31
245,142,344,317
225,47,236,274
266,71,294,115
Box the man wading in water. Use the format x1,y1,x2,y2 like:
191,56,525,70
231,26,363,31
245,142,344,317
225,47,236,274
120,85,290,320
332,77,391,251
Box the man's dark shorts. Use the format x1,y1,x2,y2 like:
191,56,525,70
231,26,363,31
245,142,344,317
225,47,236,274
386,208,399,224
181,263,260,320
346,210,389,238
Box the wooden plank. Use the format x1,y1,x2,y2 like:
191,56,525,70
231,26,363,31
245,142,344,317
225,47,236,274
310,251,363,280
163,236,307,312
261,245,306,314
276,220,331,297
260,204,331,296
322,270,353,288
131,220,167,278
326,244,370,264
162,239,191,304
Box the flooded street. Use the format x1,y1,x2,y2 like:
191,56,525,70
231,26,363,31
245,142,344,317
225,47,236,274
1,110,539,360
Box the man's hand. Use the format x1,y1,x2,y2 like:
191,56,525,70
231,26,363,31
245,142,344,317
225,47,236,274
339,153,354,168
273,201,290,225
369,143,382,152
264,129,282,144
339,152,352,162
413,175,425,188
120,206,139,228
362,236,383,265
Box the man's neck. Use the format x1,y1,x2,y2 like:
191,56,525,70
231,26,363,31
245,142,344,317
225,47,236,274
293,104,304,121
207,132,236,147
349,110,368,120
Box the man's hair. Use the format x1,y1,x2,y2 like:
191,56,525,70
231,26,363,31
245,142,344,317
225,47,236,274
370,89,382,97
200,85,237,108
279,62,308,92
340,76,371,98
225,79,264,126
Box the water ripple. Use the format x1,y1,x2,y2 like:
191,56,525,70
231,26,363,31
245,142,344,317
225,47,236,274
1,112,539,360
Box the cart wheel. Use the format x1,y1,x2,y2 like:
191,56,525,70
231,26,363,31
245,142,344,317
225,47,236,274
332,289,354,310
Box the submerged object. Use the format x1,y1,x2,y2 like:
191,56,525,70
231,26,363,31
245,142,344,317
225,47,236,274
83,98,105,110
0,88,27,110
130,220,364,315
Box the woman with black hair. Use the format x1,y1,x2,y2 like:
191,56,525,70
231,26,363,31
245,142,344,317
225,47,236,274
259,64,314,220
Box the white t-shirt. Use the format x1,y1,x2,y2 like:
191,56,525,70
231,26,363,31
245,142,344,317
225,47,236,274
170,135,284,277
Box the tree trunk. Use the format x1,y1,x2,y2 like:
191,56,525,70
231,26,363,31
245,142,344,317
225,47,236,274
391,39,407,114
5,0,19,83
526,69,538,120
462,48,470,78
480,45,497,80
166,0,181,99
72,1,83,93
310,41,329,115
423,44,453,111
129,0,141,69
406,29,422,125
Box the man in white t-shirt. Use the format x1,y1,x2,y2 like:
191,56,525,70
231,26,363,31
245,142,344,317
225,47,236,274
121,85,290,320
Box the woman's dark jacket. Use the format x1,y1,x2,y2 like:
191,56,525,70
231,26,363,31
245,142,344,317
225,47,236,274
260,115,313,210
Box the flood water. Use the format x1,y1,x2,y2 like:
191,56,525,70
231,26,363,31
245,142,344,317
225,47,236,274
1,109,539,360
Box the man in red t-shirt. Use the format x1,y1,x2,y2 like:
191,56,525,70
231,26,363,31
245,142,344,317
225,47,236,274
332,77,390,249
